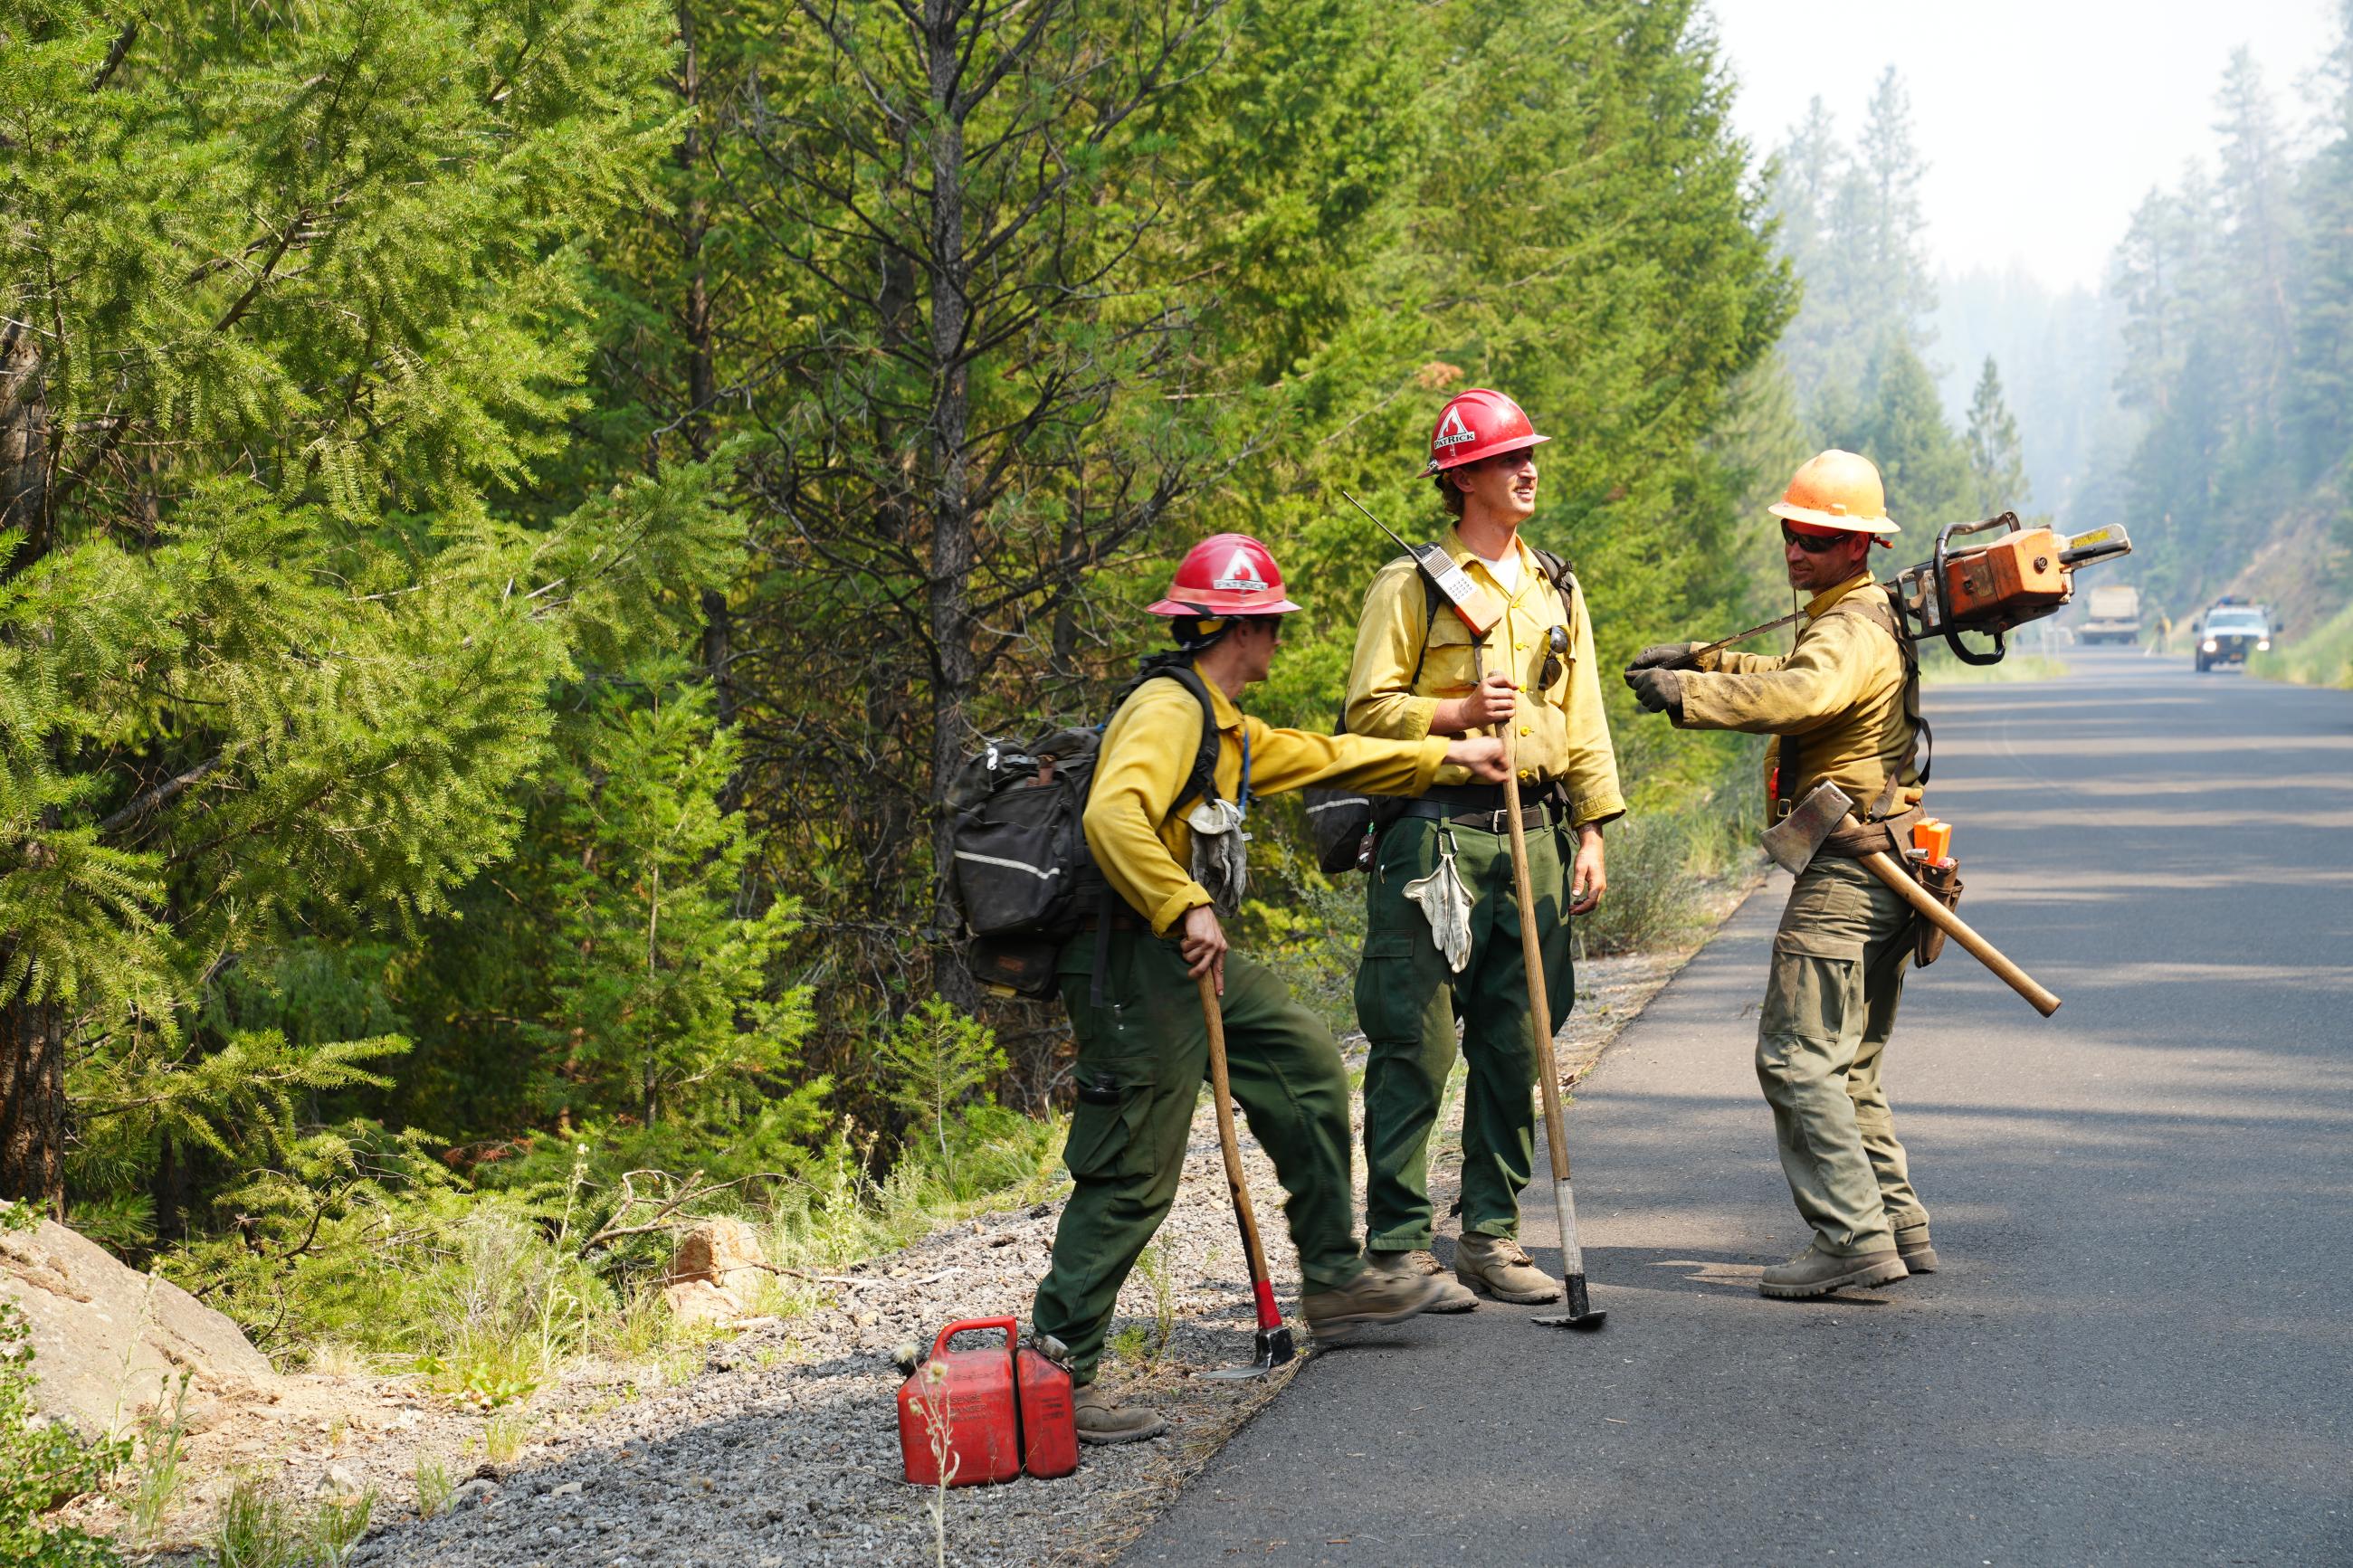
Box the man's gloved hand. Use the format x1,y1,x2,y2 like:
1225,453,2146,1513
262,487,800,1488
1625,641,1697,672
1624,665,1683,720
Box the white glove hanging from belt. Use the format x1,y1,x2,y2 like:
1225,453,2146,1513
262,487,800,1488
1186,798,1250,914
1403,822,1474,973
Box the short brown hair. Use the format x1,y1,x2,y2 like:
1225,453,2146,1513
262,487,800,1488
1433,470,1465,518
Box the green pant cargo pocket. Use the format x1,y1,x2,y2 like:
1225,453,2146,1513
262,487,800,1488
1760,927,1864,1047
1061,1060,1158,1180
1354,930,1434,1046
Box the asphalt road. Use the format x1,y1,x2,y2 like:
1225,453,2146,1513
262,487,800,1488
1123,648,2353,1566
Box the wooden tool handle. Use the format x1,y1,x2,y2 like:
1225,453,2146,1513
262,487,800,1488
1858,851,2062,1017
1198,974,1279,1326
1499,726,1575,1184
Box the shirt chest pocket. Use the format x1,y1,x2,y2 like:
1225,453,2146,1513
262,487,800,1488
1416,611,1481,697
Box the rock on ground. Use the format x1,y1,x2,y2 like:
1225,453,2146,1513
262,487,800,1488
1,1217,281,1440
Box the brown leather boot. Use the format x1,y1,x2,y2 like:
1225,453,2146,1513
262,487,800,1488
1301,1266,1445,1345
1893,1222,1939,1273
1073,1382,1166,1445
1366,1249,1476,1313
1758,1242,1907,1300
1453,1234,1563,1305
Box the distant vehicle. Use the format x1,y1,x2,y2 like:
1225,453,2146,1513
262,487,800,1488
2082,584,2141,644
2196,603,2272,672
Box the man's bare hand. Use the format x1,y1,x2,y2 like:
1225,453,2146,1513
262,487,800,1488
1179,903,1228,993
1436,670,1518,734
1443,736,1509,783
1568,822,1606,916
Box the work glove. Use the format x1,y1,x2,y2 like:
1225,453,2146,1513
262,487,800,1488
1624,641,1696,672
1623,665,1683,721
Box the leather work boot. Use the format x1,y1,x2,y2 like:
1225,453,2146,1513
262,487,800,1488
1893,1223,1939,1274
1073,1382,1167,1445
1301,1267,1446,1344
1366,1249,1476,1314
1453,1234,1563,1305
1758,1242,1908,1300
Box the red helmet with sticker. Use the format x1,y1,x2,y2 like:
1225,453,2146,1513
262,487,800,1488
1423,387,1550,475
1146,533,1302,617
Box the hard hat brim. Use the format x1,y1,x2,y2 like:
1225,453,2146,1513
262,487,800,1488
1423,431,1550,476
1146,594,1305,617
1768,499,1899,536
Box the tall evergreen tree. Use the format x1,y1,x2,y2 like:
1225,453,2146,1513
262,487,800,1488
1848,337,1971,528
1965,356,2030,517
0,0,729,1208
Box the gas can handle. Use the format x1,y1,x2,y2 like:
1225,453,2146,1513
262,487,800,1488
928,1316,1019,1363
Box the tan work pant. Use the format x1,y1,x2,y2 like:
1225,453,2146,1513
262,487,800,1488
1755,858,1929,1255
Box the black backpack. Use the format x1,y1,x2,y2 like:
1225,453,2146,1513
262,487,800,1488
948,663,1224,997
1303,546,1578,874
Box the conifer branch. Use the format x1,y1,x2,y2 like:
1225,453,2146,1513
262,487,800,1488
97,755,223,838
91,20,138,91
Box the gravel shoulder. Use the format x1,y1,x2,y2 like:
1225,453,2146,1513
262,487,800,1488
88,872,1759,1567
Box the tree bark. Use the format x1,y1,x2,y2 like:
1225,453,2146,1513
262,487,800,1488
1,313,50,563
923,0,978,1011
0,995,66,1212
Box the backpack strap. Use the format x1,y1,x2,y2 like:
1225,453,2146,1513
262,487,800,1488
1815,593,1931,818
1091,661,1225,1003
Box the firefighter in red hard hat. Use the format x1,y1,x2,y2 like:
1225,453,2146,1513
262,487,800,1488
1031,533,1511,1443
1341,391,1625,1309
1622,449,1934,1300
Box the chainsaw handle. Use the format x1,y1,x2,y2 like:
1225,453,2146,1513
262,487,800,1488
1934,515,2018,668
929,1316,1019,1363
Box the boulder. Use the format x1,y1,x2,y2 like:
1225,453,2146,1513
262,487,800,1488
660,1218,767,1323
0,1218,282,1440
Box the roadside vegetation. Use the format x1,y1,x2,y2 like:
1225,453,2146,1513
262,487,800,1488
2252,599,2353,689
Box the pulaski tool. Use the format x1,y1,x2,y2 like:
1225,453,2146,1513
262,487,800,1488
1471,641,1606,1332
1761,781,2062,1018
1195,974,1298,1377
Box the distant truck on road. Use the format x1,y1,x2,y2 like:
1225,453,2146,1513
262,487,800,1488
2081,583,2141,645
2196,601,2273,672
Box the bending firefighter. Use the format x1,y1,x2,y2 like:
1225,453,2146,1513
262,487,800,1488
1622,450,1937,1299
1031,534,1510,1442
1343,390,1624,1309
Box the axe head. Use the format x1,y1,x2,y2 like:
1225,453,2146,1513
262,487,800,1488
1759,780,1857,877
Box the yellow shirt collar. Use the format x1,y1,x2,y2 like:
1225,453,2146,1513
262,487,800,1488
1804,571,1873,621
1190,660,1244,729
1440,523,1538,601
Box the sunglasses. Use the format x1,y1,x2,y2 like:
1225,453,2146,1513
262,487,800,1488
1538,624,1569,689
1780,524,1848,556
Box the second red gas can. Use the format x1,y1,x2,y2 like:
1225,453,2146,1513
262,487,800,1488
1014,1342,1077,1478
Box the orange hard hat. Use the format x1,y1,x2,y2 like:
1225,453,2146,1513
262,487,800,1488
1423,388,1549,475
1768,450,1899,537
1146,533,1303,617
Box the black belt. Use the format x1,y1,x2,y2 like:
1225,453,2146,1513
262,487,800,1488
1399,788,1568,834
1078,908,1148,933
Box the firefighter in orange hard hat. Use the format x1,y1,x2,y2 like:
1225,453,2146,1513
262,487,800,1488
1623,449,1936,1300
1342,390,1625,1310
1031,534,1512,1443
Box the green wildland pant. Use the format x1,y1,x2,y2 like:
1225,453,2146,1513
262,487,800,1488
1355,814,1575,1250
1757,856,1930,1254
1031,928,1364,1386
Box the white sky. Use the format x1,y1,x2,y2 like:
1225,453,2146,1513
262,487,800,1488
1709,0,2341,293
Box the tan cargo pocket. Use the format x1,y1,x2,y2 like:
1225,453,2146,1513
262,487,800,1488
1761,929,1863,1044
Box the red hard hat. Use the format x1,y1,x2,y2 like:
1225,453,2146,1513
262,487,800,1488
1423,388,1549,475
1146,533,1302,617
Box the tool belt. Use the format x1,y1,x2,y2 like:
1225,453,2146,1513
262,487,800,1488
1810,804,1966,967
1399,781,1570,834
1077,908,1149,934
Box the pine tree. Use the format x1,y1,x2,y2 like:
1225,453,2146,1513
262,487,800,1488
1965,357,2031,517
1851,337,1972,528
0,0,729,1207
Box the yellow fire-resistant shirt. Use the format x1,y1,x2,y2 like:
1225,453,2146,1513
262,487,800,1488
1675,573,1922,818
1341,527,1624,828
1085,667,1453,935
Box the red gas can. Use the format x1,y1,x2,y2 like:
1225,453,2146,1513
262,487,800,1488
897,1317,1023,1487
1015,1343,1078,1479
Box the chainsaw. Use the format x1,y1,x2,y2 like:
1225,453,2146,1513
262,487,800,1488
1683,514,2133,669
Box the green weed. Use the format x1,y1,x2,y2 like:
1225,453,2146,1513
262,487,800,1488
411,1456,452,1521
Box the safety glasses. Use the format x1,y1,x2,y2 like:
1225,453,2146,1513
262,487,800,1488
1780,524,1846,556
